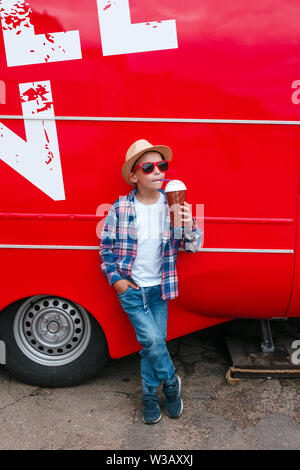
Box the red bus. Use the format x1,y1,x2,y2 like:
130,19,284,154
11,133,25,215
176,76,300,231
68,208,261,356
0,0,299,386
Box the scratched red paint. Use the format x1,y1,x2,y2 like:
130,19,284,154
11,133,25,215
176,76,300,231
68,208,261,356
45,33,54,43
103,4,111,11
21,84,53,113
21,85,49,103
0,1,31,31
37,102,53,113
43,126,50,144
45,149,54,164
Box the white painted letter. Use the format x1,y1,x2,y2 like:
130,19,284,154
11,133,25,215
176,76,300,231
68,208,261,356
0,0,82,67
97,0,178,56
0,81,65,201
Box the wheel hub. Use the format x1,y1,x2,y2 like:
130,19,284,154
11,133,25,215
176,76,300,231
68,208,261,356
13,296,91,366
32,309,74,350
47,321,59,333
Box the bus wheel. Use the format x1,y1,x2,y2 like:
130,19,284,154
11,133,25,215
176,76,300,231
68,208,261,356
0,295,109,387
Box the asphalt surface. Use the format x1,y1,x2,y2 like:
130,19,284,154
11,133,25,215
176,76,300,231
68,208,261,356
1,318,300,450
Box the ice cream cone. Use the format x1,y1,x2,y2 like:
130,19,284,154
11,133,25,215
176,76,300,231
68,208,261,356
165,180,187,228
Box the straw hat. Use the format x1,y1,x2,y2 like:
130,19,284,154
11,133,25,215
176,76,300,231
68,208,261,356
122,139,172,186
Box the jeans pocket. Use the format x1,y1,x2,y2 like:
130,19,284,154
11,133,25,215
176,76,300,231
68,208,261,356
152,284,162,292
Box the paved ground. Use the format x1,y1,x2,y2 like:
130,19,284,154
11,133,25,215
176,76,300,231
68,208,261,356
1,318,300,450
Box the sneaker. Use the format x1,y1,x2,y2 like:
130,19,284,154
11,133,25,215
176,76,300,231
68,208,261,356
142,393,162,424
163,375,183,418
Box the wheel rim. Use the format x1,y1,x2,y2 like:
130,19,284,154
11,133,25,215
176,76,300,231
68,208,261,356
13,296,91,366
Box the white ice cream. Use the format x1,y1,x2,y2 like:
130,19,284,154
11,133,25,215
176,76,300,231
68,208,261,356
165,180,187,192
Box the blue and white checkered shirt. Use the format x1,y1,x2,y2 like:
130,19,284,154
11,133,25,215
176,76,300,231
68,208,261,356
99,188,203,300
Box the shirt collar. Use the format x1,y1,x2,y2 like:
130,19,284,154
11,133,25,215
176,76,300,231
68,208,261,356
127,188,166,203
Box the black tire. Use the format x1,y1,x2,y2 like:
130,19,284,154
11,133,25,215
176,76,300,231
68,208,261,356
0,296,109,387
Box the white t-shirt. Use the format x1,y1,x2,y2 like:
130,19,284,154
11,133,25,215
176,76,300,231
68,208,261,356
131,192,167,287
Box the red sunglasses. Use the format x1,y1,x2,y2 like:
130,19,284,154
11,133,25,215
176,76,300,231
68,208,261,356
132,160,169,174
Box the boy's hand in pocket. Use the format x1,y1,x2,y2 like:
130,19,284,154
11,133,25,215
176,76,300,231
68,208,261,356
113,279,139,295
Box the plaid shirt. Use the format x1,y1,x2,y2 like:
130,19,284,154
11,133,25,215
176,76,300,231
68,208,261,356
99,188,203,300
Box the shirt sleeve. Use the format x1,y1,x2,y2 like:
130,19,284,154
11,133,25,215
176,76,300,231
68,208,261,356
99,203,123,286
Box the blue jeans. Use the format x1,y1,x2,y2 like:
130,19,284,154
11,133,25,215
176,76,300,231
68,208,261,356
117,284,176,394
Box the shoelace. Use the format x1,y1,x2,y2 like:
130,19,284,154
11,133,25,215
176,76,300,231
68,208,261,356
163,383,178,401
142,394,159,405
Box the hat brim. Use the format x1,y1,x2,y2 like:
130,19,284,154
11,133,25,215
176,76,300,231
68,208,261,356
122,145,173,186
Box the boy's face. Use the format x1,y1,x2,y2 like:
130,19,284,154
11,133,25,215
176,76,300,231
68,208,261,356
128,151,166,191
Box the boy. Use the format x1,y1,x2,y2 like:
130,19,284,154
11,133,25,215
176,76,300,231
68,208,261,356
99,139,203,424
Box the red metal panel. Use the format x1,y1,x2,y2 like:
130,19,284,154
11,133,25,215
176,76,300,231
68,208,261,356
0,0,300,358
